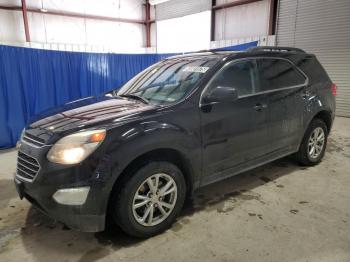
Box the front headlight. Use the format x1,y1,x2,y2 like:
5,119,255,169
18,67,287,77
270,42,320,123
47,129,106,165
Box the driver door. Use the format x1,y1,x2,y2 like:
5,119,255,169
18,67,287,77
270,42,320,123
199,59,270,185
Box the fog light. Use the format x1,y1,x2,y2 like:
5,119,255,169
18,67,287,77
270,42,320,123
53,186,90,205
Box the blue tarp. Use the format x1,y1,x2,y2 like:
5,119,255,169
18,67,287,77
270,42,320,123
0,41,257,148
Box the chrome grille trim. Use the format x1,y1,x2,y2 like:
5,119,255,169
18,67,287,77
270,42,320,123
16,151,41,183
17,162,38,173
18,154,40,168
22,133,45,147
17,167,35,179
15,172,33,183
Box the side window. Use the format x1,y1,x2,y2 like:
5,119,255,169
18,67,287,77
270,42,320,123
257,59,306,92
208,60,256,97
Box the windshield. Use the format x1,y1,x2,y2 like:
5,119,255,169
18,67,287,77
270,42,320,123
116,58,219,105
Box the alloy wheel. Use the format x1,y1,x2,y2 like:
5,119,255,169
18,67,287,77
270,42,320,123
307,127,325,159
132,173,177,227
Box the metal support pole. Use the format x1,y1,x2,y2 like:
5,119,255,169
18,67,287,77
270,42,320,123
211,0,216,41
268,0,277,35
145,0,151,48
21,0,30,42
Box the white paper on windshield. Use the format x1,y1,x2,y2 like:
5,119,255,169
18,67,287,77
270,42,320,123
182,66,210,73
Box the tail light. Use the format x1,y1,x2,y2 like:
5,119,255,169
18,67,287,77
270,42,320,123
331,83,337,96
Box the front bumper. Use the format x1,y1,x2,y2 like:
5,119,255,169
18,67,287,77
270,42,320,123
15,177,105,231
14,140,114,232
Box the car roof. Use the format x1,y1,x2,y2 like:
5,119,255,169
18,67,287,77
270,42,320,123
165,46,312,62
165,51,240,60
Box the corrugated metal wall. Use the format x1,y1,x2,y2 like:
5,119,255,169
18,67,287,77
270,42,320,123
276,0,350,117
155,0,211,21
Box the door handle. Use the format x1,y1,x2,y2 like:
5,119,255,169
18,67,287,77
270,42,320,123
253,103,268,111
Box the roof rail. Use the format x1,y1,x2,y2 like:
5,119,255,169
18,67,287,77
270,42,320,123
247,46,306,53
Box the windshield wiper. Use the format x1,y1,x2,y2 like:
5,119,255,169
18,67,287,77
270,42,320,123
119,94,149,104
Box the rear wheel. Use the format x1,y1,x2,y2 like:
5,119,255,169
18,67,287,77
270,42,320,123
296,118,328,166
112,161,186,238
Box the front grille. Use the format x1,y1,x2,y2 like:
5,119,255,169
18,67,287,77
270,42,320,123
22,132,45,147
16,151,40,182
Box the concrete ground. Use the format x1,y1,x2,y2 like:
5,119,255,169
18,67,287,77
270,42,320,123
0,117,350,262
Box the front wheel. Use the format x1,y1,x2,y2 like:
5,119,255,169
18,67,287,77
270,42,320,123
296,118,328,166
112,161,186,238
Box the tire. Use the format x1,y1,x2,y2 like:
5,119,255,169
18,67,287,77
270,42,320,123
111,161,186,238
296,118,328,166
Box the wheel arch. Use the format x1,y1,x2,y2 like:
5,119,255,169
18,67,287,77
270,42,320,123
312,110,333,133
298,109,333,151
107,148,195,214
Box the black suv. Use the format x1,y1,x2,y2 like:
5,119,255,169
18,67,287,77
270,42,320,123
15,47,336,237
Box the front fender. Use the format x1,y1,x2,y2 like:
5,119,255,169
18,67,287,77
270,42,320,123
102,117,202,195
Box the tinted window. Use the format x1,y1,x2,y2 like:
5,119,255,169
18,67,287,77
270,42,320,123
209,60,256,97
296,57,330,84
117,58,218,105
257,59,306,92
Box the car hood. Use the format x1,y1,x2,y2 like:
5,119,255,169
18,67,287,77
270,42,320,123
29,95,156,133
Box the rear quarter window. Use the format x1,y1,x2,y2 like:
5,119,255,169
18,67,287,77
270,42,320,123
294,56,331,84
257,58,307,92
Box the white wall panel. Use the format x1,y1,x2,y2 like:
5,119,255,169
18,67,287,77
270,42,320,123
83,0,144,20
36,14,86,44
0,10,25,42
0,0,21,5
26,12,46,43
151,23,157,48
214,0,271,40
156,11,211,53
210,35,275,49
26,0,85,12
0,0,148,52
25,0,144,20
85,19,144,48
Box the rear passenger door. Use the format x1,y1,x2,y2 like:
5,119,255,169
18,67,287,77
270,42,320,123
256,58,308,153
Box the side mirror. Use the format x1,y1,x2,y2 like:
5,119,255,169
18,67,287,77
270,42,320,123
203,86,238,104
